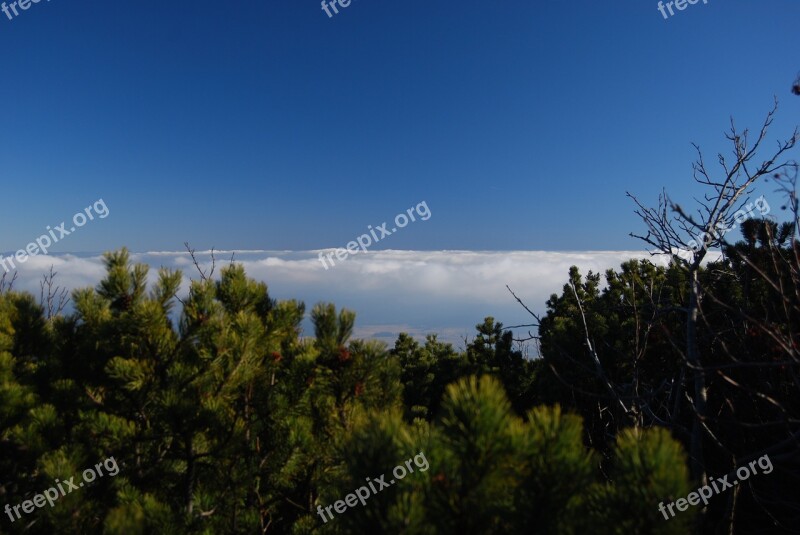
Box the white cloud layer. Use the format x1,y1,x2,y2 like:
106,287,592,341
2,249,681,346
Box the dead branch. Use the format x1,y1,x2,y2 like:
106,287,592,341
184,242,217,281
39,266,70,319
0,271,17,294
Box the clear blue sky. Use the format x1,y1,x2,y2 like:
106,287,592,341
1,0,798,254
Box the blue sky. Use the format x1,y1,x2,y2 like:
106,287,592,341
0,0,798,254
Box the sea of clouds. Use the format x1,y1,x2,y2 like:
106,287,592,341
2,249,682,348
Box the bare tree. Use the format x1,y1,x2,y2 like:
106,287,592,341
507,101,799,532
627,100,798,488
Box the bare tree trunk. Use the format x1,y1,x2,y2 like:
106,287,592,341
627,102,797,494
687,267,708,485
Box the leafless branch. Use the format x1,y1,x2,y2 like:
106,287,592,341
39,266,70,320
184,242,217,281
0,271,17,294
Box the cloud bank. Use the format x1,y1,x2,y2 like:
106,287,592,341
2,249,678,347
